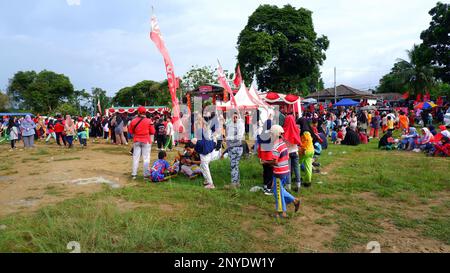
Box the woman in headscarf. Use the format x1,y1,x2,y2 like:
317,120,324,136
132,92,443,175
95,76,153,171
283,115,302,192
299,131,314,187
370,111,381,139
114,114,128,145
342,124,360,146
378,130,394,150
399,127,419,150
20,115,36,148
417,128,434,153
64,115,76,148
7,117,19,150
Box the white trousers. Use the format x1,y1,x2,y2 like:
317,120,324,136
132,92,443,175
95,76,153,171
200,149,221,185
132,142,151,177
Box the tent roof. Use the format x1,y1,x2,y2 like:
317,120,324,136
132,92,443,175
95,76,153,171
0,113,34,117
334,98,360,107
307,85,375,99
217,84,261,110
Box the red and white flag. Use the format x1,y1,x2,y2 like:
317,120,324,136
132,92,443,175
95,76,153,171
150,14,180,122
217,60,238,108
233,65,243,88
97,99,102,115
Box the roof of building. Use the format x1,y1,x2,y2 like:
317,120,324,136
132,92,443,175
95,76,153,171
306,84,376,99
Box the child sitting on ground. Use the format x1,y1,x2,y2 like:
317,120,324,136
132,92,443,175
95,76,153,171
177,142,202,179
150,151,173,182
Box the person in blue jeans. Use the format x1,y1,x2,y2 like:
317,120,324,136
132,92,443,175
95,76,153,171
262,125,300,218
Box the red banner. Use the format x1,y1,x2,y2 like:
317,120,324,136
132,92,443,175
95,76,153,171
217,60,237,107
150,15,180,121
233,65,242,88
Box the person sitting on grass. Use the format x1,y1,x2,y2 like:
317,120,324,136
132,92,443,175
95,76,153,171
399,127,419,151
430,136,450,157
260,125,300,219
341,124,360,146
177,142,202,179
415,128,434,153
378,130,397,150
150,151,172,182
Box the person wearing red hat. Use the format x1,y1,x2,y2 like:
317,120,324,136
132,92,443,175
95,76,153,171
129,106,156,180
76,117,88,147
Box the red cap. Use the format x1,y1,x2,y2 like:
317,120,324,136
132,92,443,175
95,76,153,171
439,125,447,131
138,106,146,114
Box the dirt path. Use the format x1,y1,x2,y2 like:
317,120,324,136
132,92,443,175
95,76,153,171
0,141,179,217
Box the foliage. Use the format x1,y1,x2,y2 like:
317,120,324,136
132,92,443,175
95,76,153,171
112,80,171,107
182,65,217,91
419,2,450,83
237,4,329,95
53,103,79,117
377,45,436,96
0,91,9,112
7,70,74,114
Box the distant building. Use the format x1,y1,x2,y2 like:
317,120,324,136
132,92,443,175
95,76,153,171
306,84,376,102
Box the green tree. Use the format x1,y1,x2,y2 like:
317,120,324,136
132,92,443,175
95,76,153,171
54,103,79,117
419,2,450,83
237,4,329,95
112,80,171,107
7,70,74,113
0,91,10,112
377,45,436,96
91,87,112,115
182,65,217,91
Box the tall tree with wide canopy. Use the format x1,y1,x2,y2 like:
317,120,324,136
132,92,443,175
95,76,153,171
7,70,74,113
419,2,450,83
237,4,329,95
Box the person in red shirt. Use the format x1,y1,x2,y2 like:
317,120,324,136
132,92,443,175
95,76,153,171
129,106,156,180
261,125,300,218
53,116,67,146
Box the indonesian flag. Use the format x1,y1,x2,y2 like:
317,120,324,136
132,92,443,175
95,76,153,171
97,99,102,115
437,96,443,107
416,93,422,103
402,92,409,100
217,60,238,108
233,65,243,88
424,91,430,102
150,14,180,122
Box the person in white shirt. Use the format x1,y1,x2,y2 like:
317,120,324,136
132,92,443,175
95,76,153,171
165,117,175,150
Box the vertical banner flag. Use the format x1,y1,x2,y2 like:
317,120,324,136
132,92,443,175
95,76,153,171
233,65,243,88
150,13,180,122
217,60,238,108
97,99,102,115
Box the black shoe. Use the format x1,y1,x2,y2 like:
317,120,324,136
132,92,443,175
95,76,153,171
264,188,273,196
313,162,321,167
303,183,312,188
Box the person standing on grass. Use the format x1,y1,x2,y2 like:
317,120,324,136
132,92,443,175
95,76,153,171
45,118,57,144
76,117,88,147
7,117,19,150
165,117,174,151
224,112,245,189
283,115,302,193
54,115,66,146
299,131,314,188
261,125,300,219
20,115,36,148
258,114,274,195
129,106,155,180
155,118,167,151
370,111,381,139
114,114,128,145
64,115,76,149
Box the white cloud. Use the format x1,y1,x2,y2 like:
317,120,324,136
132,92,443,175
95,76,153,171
66,0,80,6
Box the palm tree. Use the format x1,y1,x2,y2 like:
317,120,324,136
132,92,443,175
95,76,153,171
394,45,436,96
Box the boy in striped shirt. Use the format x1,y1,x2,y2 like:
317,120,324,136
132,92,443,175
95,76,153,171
262,125,300,218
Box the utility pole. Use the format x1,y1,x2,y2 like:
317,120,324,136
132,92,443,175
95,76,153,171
334,67,337,104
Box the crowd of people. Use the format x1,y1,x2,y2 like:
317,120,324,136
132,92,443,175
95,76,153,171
1,102,449,218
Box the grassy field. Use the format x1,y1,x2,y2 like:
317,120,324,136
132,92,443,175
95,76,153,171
0,140,449,253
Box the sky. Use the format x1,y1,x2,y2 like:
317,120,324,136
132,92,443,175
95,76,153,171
0,0,439,96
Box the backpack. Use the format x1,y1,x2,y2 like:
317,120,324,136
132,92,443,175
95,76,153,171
77,122,85,133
